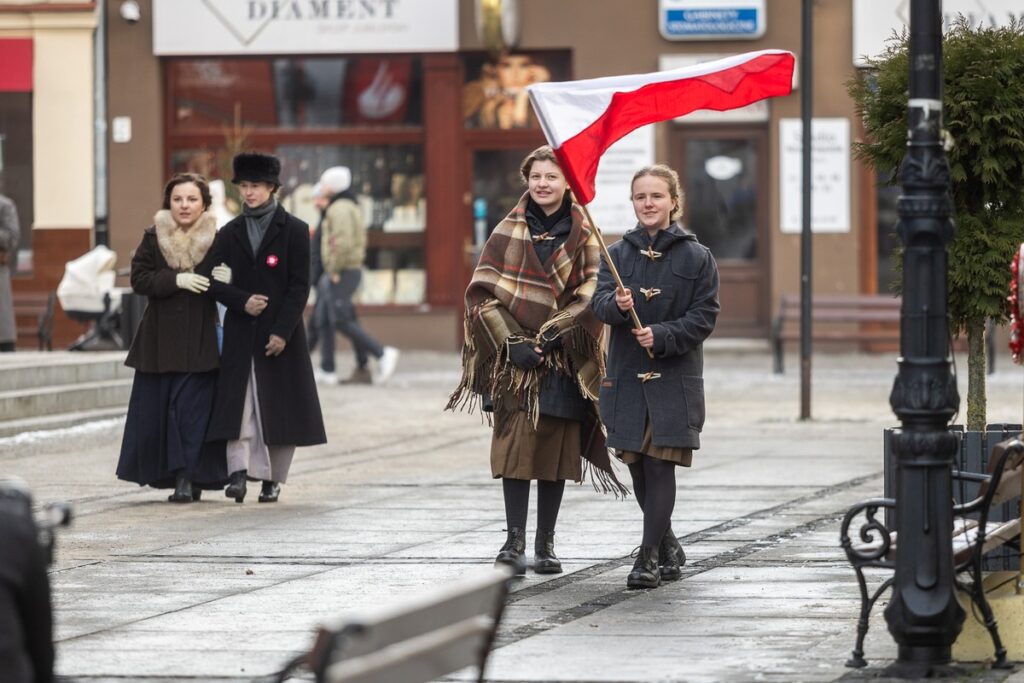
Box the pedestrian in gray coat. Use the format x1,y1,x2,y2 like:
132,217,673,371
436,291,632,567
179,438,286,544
0,191,21,351
591,164,720,590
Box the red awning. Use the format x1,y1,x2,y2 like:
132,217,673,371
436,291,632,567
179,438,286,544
0,39,33,92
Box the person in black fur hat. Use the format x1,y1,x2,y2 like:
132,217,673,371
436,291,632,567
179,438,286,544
207,152,327,504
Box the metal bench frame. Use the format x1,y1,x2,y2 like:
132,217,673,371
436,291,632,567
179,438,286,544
840,436,1024,669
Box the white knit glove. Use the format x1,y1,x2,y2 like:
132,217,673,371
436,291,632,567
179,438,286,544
211,263,232,284
176,273,210,293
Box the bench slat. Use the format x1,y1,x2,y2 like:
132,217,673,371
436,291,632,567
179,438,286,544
324,616,492,683
318,570,507,660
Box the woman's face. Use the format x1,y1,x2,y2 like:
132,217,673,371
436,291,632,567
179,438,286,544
239,181,274,208
169,182,205,229
527,159,567,214
631,175,675,232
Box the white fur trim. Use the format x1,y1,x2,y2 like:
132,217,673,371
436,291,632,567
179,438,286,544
153,210,217,271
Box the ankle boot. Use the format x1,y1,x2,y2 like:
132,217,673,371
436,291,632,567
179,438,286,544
626,545,660,589
258,480,281,503
659,528,686,581
167,473,193,503
534,530,562,574
494,527,527,575
225,470,247,503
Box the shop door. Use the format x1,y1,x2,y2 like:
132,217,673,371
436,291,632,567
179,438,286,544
671,128,770,337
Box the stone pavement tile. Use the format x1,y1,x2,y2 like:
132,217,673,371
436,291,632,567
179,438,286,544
477,633,847,683
55,647,295,678
57,627,313,654
51,560,317,592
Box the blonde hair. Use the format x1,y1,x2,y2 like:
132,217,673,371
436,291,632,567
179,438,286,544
631,164,684,221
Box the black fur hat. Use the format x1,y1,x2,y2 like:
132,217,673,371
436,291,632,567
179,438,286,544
231,152,281,186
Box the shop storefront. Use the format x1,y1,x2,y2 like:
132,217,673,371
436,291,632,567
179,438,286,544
105,0,886,349
0,1,96,347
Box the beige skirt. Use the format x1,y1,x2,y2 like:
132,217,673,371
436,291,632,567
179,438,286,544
490,411,583,482
616,419,693,467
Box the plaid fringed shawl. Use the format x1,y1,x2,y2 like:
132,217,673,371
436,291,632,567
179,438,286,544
446,193,627,496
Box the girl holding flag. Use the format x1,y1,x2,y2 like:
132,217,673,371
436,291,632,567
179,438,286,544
448,145,626,576
591,164,720,589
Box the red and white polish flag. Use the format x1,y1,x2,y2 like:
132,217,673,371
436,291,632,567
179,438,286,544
527,49,796,205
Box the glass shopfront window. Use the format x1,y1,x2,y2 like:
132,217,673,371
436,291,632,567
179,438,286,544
462,51,570,130
0,92,33,269
170,144,425,305
171,57,422,130
167,55,427,306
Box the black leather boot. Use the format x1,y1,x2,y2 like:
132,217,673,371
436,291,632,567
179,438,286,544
225,470,247,503
626,545,660,589
258,481,280,503
659,528,686,581
167,473,193,503
534,530,562,574
494,527,527,575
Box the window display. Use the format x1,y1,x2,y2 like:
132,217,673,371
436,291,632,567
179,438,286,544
169,143,426,305
171,57,422,130
462,51,569,129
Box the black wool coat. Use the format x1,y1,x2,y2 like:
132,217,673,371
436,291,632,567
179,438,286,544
125,227,220,374
206,205,327,447
590,224,720,451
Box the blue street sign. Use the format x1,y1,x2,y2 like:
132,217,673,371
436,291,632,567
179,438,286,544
659,1,766,40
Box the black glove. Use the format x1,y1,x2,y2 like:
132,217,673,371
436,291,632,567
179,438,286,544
507,337,543,370
538,328,562,355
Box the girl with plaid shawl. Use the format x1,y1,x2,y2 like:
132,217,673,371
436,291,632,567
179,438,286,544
448,146,626,575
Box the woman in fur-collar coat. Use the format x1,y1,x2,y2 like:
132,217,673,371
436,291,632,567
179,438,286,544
448,146,626,577
116,173,227,502
591,164,720,590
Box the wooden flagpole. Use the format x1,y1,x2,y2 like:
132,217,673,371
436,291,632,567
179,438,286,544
577,201,654,359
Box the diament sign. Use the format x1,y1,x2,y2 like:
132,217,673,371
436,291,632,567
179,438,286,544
153,0,458,55
659,0,765,41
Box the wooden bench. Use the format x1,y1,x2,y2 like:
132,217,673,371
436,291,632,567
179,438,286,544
840,435,1024,668
13,292,55,351
771,294,994,374
273,568,512,683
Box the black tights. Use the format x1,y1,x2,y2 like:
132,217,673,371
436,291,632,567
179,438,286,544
502,478,565,534
628,455,676,548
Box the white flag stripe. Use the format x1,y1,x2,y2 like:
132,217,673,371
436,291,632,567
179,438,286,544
528,49,791,148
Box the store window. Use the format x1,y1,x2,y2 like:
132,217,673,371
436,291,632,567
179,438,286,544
462,52,570,130
167,56,426,305
171,57,422,129
0,37,33,271
683,138,759,260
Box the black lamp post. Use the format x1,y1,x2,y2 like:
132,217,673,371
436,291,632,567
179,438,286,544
883,0,965,670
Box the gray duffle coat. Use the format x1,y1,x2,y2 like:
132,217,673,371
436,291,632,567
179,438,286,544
590,224,720,451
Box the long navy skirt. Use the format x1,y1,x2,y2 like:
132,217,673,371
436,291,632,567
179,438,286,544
116,370,227,490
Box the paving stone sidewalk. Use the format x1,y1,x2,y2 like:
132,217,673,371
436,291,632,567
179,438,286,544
2,348,1023,682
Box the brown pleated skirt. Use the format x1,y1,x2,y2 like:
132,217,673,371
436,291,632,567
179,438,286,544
617,419,693,467
491,411,583,482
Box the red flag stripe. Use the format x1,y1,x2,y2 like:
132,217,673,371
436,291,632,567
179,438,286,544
530,51,795,204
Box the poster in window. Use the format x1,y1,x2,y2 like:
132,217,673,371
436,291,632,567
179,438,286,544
462,52,569,129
